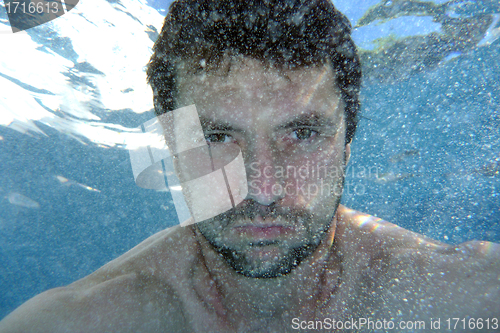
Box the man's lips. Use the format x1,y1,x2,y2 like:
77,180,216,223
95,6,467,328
231,225,294,239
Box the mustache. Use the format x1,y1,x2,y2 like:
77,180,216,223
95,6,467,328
211,199,313,227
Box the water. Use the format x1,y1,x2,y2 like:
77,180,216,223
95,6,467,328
0,0,499,321
343,43,500,243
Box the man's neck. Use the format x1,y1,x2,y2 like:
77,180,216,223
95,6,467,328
191,215,341,322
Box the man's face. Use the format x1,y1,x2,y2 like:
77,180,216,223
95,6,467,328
176,58,348,278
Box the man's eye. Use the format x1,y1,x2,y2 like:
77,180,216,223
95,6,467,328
291,128,318,141
205,133,232,143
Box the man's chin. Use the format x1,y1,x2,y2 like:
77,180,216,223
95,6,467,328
215,241,320,279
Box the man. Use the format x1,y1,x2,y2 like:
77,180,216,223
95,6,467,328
1,0,499,332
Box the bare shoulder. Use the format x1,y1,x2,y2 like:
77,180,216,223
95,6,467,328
335,204,451,264
337,205,500,316
336,204,500,263
0,225,196,333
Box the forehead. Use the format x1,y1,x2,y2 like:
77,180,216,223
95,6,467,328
175,57,343,127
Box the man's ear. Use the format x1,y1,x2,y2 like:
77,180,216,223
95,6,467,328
345,143,351,165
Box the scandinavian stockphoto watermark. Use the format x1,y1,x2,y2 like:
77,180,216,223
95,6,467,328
129,105,248,227
248,161,380,198
1,0,78,33
128,104,381,226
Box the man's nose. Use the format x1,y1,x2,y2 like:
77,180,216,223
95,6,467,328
244,140,285,206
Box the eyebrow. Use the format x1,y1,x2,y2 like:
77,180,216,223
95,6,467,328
198,111,340,133
199,116,241,132
276,112,338,130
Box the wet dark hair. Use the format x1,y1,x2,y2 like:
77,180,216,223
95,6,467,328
147,0,361,143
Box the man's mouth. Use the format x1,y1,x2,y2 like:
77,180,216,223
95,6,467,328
215,199,311,226
231,225,294,240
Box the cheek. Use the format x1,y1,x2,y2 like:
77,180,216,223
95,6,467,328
278,153,344,206
285,143,345,180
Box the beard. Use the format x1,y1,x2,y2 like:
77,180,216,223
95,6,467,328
196,150,347,278
196,193,343,278
214,235,322,278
